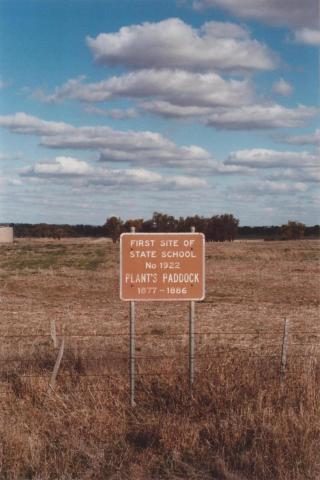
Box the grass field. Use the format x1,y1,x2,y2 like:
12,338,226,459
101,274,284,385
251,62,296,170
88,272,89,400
0,238,319,479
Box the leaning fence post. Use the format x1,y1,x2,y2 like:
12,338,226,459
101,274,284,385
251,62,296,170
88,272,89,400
47,337,65,394
280,318,289,381
50,319,58,348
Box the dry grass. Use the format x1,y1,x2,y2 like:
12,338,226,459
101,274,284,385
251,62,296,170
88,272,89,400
0,238,319,479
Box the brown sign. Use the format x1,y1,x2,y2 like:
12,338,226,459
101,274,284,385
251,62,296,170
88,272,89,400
120,233,205,301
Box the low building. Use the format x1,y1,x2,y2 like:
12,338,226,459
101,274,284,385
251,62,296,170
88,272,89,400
0,226,14,243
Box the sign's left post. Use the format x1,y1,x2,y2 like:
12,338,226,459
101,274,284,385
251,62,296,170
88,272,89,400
129,226,136,407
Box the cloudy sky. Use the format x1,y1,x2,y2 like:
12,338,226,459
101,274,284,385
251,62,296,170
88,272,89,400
0,0,319,225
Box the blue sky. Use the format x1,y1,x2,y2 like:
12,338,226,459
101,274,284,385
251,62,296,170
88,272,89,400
0,0,319,225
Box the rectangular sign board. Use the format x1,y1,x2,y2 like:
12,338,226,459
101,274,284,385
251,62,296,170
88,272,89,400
120,233,205,301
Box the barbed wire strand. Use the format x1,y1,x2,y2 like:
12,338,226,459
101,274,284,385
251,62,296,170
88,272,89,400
0,331,294,338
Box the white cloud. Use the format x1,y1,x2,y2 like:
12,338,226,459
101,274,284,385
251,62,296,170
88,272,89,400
0,112,72,136
36,69,253,108
0,152,21,161
311,192,320,205
33,72,315,132
267,168,320,183
166,175,206,188
206,104,317,130
0,113,222,171
272,78,294,97
20,156,94,176
246,180,308,194
141,101,213,118
5,104,316,139
0,113,240,173
98,144,217,169
41,129,165,152
9,178,23,186
225,148,319,168
84,106,138,119
283,129,320,146
1,111,317,180
87,18,275,72
0,112,175,151
39,130,222,174
192,0,318,28
20,157,207,190
143,101,317,128
293,28,320,46
98,144,252,174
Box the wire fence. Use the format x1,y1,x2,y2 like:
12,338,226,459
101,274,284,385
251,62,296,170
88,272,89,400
0,317,319,399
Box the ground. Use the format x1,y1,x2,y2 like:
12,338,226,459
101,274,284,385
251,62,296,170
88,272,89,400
0,238,319,479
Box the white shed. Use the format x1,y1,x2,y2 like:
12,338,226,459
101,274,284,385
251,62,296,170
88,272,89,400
0,226,14,243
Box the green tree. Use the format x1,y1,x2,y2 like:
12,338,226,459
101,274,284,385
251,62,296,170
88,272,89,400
206,214,239,241
151,212,178,232
280,220,305,240
105,216,123,243
123,218,144,232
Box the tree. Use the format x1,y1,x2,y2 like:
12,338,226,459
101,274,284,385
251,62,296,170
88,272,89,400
205,214,239,241
150,212,178,232
220,214,239,241
280,220,305,240
182,215,207,233
123,218,144,232
104,216,123,243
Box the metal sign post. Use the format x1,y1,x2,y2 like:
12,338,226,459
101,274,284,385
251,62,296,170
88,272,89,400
189,226,196,388
280,317,289,382
189,300,195,387
130,300,136,406
129,226,136,407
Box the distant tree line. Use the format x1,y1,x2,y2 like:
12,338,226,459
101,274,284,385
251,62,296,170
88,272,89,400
8,216,320,242
12,213,238,242
239,222,319,240
13,223,106,239
104,212,239,243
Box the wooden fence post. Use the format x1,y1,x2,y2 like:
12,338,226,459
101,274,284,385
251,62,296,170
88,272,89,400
47,337,65,394
50,319,58,348
280,318,289,381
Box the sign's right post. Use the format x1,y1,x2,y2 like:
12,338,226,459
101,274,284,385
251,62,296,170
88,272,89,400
189,226,196,387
